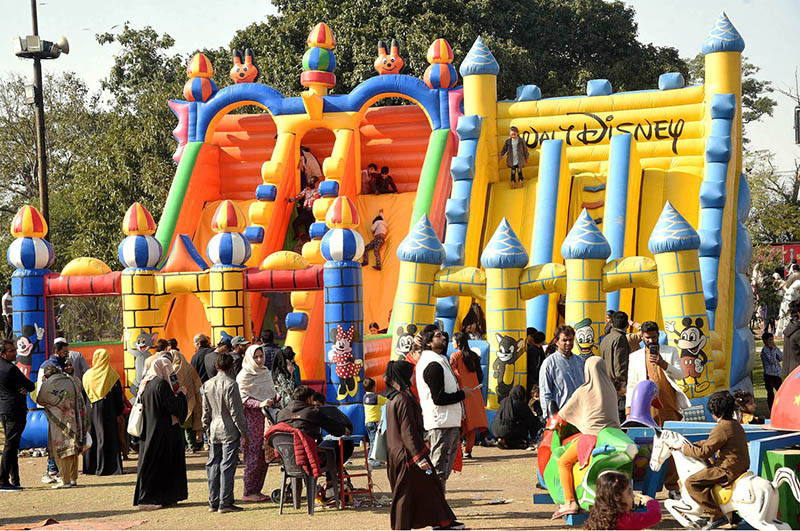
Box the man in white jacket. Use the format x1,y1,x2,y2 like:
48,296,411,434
416,325,475,493
626,320,690,499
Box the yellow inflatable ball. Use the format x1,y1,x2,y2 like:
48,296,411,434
260,251,309,271
61,257,112,276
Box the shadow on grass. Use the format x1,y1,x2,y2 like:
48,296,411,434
2,508,138,525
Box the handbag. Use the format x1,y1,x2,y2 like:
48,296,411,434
370,407,388,462
127,395,144,437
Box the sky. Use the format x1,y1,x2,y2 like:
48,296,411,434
2,0,799,172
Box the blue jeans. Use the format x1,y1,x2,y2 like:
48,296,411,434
207,440,240,509
365,422,378,457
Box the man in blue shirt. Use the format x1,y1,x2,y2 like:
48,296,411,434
539,325,585,414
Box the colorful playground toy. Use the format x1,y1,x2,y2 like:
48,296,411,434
651,430,800,530
9,12,756,449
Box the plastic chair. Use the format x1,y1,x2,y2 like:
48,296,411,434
268,432,318,515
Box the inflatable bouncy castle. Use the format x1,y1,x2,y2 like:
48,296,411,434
10,13,752,444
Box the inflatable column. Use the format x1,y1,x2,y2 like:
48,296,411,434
560,210,611,360
119,203,166,392
320,197,365,432
205,200,251,342
481,219,528,410
7,206,54,382
458,37,498,327
7,206,53,448
391,215,445,360
649,202,716,398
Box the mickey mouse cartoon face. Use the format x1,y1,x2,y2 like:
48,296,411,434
16,323,44,358
676,317,707,355
394,324,417,359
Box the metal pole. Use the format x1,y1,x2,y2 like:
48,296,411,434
31,0,49,233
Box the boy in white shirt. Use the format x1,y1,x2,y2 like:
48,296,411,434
362,210,387,271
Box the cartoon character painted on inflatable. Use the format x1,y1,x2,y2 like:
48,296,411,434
374,39,404,75
574,317,596,360
127,329,158,396
493,333,524,402
328,325,363,400
230,48,260,84
15,323,44,377
665,317,711,394
394,324,417,361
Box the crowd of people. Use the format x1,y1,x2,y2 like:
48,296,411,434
0,294,783,530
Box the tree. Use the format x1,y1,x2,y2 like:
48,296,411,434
230,0,690,100
687,54,777,142
745,149,800,244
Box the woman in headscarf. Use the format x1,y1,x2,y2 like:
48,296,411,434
170,347,203,451
82,348,124,476
36,365,89,488
383,360,462,530
551,356,620,519
133,357,188,510
271,347,298,408
236,347,279,502
449,332,489,458
492,385,540,450
281,346,302,386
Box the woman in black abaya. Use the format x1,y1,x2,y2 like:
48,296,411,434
383,360,461,530
133,357,188,510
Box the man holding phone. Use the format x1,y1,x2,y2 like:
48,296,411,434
625,320,690,499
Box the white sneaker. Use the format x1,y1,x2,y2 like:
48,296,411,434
52,482,72,489
41,474,57,484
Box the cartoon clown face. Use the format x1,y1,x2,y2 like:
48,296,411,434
574,318,596,359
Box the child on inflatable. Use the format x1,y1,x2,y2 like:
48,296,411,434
680,391,750,531
498,126,529,189
549,356,621,519
362,209,387,271
585,470,662,530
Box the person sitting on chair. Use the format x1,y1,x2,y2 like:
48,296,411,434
276,385,354,499
680,391,749,531
550,356,620,519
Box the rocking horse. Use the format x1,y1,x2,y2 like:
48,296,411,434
650,429,800,530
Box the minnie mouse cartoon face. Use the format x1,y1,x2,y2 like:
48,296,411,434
394,324,417,360
16,323,44,376
328,325,363,400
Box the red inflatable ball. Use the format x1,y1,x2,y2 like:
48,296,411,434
769,365,800,430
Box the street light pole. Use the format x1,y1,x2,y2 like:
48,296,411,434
30,0,49,233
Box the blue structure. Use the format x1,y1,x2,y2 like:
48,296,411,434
7,206,55,448
320,198,366,434
436,114,482,336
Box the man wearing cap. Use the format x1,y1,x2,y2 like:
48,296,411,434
230,336,249,377
55,338,89,385
205,338,232,380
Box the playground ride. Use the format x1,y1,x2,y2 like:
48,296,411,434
8,13,761,456
650,430,800,531
538,421,637,510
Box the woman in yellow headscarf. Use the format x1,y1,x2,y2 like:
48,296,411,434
82,349,124,476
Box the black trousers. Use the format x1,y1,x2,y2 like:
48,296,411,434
510,165,522,182
764,374,782,411
1,412,27,486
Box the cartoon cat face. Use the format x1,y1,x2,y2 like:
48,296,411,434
495,333,524,363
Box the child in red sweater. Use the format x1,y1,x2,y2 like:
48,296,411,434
585,470,661,530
